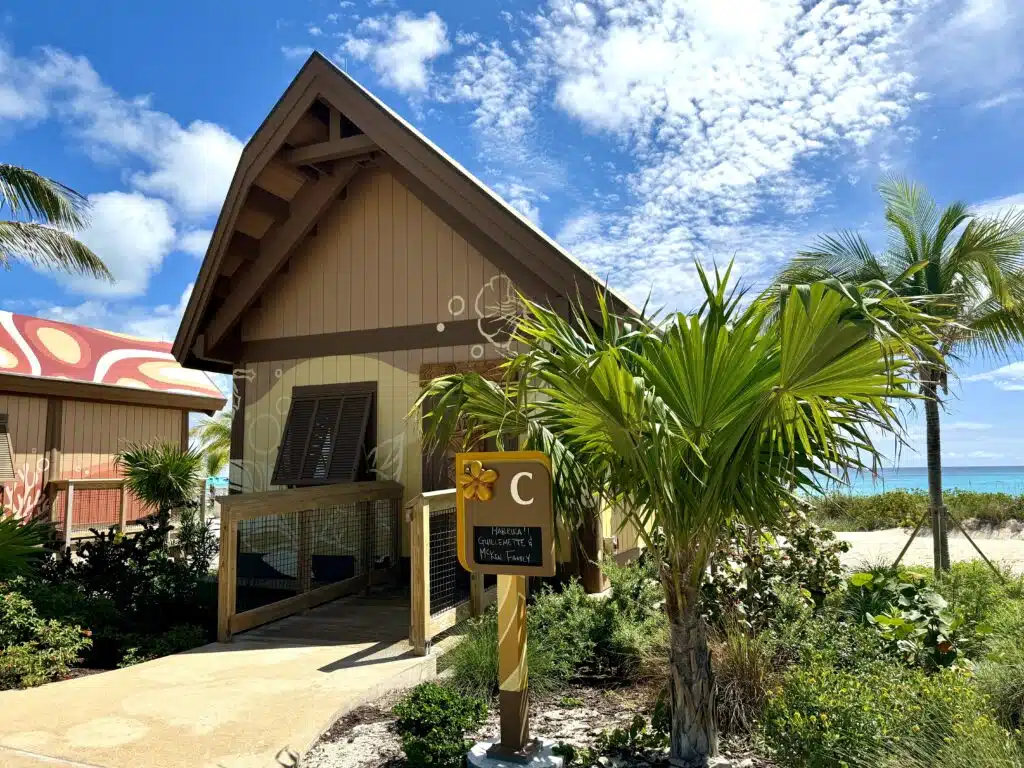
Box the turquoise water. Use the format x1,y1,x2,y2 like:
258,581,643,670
833,466,1024,496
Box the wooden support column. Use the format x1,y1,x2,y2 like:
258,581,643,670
63,482,74,549
43,398,63,520
409,499,431,655
495,574,530,753
217,512,239,642
180,410,190,451
362,500,374,593
470,572,487,616
229,373,246,494
118,484,128,533
578,507,608,594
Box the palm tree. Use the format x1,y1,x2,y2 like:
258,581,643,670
775,176,1024,573
0,164,111,279
418,266,936,766
116,442,204,516
0,514,47,579
190,411,231,474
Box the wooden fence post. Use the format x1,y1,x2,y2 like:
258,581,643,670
118,484,128,534
470,573,486,617
217,512,239,642
409,500,431,655
63,482,74,549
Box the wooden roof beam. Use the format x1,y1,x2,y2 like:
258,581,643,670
205,162,361,350
286,134,377,166
245,186,291,220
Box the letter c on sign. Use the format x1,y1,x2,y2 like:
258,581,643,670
510,472,534,506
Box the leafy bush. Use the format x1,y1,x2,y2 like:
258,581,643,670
392,682,486,768
447,560,666,696
701,508,849,630
937,560,1024,628
0,588,91,689
841,570,985,668
762,662,986,768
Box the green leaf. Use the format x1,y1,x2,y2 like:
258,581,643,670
849,572,874,587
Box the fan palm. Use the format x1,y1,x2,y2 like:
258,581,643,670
116,442,204,515
418,265,937,766
0,164,111,279
0,514,47,579
775,176,1024,572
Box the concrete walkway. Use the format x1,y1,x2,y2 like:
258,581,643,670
0,594,435,768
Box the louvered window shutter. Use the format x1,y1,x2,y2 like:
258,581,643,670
271,384,375,486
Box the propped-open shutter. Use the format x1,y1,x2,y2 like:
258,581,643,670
272,384,376,487
0,414,14,484
272,399,316,485
327,391,373,482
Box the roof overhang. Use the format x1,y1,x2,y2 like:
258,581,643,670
174,52,635,371
0,372,226,414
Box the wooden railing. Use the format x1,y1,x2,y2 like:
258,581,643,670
217,480,404,642
408,489,495,655
47,478,129,547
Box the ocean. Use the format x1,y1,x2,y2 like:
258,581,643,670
833,466,1024,496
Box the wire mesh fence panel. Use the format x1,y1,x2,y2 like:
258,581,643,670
234,496,403,614
429,503,470,616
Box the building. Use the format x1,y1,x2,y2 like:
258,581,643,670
0,311,225,535
172,53,642,645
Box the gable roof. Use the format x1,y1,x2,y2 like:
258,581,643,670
173,51,634,372
0,311,225,414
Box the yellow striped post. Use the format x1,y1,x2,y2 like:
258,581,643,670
495,574,530,752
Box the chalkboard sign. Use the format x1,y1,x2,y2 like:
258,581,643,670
473,525,544,568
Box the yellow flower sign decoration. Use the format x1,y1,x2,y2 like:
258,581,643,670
459,460,498,501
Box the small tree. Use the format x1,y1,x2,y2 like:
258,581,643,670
418,266,937,766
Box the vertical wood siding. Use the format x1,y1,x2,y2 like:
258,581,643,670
241,168,511,341
60,402,186,522
0,394,48,517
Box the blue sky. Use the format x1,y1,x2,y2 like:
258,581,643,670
1,0,1023,467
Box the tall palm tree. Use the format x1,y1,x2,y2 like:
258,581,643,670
418,266,936,766
775,176,1024,573
0,164,111,279
191,411,230,473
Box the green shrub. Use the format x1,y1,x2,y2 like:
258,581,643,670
0,588,91,689
808,489,1024,531
392,682,486,768
937,560,1024,627
701,508,849,631
761,662,985,768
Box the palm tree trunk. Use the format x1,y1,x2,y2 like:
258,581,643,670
662,570,717,767
923,370,949,575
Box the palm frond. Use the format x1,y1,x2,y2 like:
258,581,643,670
0,164,90,230
0,515,48,579
116,442,204,512
0,221,112,280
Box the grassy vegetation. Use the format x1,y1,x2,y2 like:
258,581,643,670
806,489,1024,531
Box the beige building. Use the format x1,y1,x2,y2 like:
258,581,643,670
173,53,641,643
0,311,225,533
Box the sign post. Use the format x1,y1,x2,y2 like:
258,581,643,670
455,451,558,765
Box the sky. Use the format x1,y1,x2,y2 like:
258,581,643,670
0,0,1023,468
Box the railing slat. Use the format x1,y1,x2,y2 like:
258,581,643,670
409,499,430,656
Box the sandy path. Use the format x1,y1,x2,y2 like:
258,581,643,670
838,528,1024,573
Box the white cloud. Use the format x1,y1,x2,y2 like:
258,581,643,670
177,228,212,258
521,0,924,309
974,192,1024,219
343,12,450,93
966,362,1024,391
976,89,1024,110
450,41,533,151
947,421,993,431
38,281,194,343
66,191,177,297
282,45,314,60
968,450,1003,459
1,47,242,218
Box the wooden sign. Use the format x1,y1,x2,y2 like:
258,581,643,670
455,451,555,578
